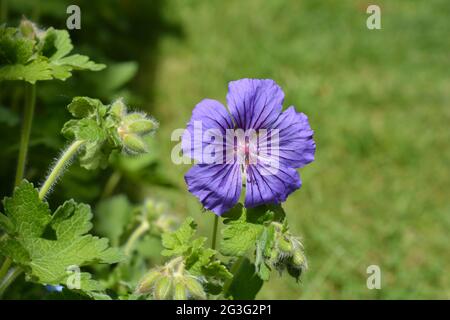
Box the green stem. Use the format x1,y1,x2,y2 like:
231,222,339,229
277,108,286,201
1,0,8,23
0,258,12,282
14,83,36,187
101,171,122,199
0,267,22,298
211,215,219,250
124,219,150,256
222,256,245,296
38,140,85,200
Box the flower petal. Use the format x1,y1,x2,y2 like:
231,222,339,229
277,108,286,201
258,106,316,169
185,163,242,215
244,163,301,208
226,79,284,130
182,99,234,162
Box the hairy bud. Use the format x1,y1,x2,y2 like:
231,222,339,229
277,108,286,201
154,276,173,300
136,257,206,300
173,279,187,300
122,133,148,153
127,118,157,134
136,270,162,294
184,277,206,300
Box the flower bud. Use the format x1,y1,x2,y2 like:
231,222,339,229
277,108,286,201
19,19,37,39
110,99,126,118
128,119,157,134
292,250,307,269
278,237,293,253
136,270,162,294
174,280,187,300
123,113,143,121
122,133,147,153
154,276,173,300
184,277,206,300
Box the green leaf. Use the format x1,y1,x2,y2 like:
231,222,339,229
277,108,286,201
227,258,263,300
0,212,14,233
221,221,264,256
3,180,52,237
67,96,105,118
220,204,286,257
0,23,104,83
94,195,132,246
0,58,53,83
39,28,73,61
49,54,105,81
161,217,196,256
38,28,105,80
0,180,124,296
58,54,105,71
92,61,138,95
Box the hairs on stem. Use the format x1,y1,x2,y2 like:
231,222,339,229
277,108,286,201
39,140,85,200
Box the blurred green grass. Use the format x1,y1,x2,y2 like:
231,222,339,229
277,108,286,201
145,0,450,299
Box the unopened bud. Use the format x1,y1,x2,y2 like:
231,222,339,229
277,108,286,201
110,99,126,118
122,133,147,153
124,113,143,121
292,250,306,268
184,277,206,300
278,237,293,253
128,118,157,134
154,276,172,300
19,19,37,39
174,280,187,300
136,270,161,294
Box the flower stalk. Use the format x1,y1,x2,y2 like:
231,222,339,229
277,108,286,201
14,83,36,187
211,215,219,250
0,267,22,298
124,218,150,256
39,140,85,200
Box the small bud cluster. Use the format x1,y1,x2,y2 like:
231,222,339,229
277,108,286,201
267,222,308,280
19,19,42,40
111,99,158,154
143,199,178,234
136,257,206,300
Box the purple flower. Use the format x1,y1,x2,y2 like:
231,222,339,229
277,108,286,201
182,79,316,215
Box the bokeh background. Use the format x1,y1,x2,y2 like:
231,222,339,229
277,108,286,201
0,0,449,299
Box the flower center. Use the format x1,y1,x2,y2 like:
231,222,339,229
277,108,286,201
234,134,257,166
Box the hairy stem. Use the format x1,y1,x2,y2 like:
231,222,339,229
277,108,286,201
14,83,36,187
211,214,219,250
124,219,150,256
39,140,85,200
0,267,22,298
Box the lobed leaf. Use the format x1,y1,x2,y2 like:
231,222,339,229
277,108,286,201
0,180,124,296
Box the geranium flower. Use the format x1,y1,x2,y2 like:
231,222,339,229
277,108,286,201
182,79,315,215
